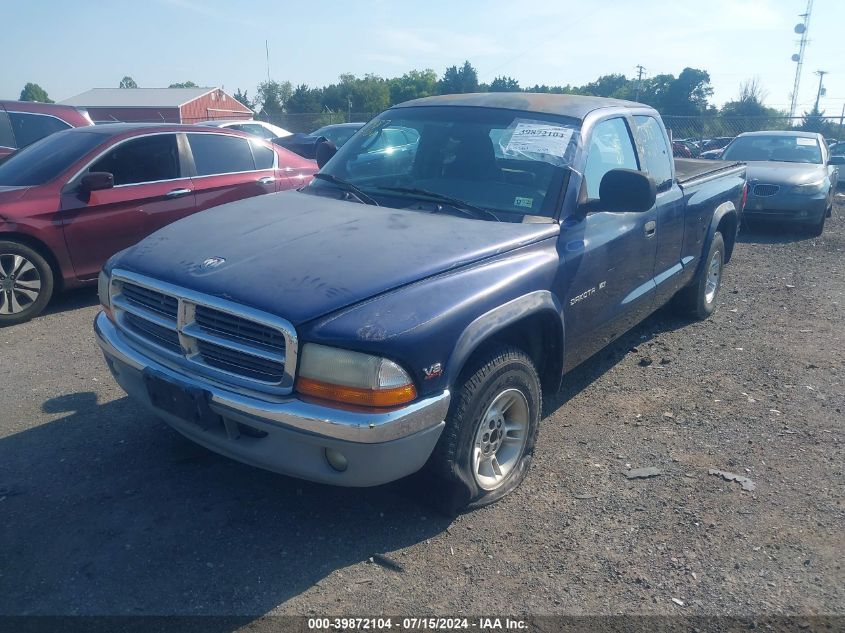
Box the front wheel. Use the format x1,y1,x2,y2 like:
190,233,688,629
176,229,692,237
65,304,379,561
0,241,54,327
808,210,827,237
423,345,541,514
672,231,724,320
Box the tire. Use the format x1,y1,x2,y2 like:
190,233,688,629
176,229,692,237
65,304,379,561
0,240,54,327
808,211,826,237
422,344,541,515
672,231,724,321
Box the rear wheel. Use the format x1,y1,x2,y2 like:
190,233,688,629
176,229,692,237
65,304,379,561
422,345,541,514
0,241,54,326
672,231,724,320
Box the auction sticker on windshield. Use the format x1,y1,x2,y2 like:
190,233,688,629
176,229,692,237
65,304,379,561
500,119,577,165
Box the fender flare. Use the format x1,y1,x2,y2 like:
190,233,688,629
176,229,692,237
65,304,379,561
697,201,737,275
445,290,565,390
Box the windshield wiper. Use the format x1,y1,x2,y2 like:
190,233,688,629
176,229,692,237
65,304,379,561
312,173,379,206
376,186,500,222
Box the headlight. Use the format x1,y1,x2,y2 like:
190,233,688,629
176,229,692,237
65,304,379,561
98,269,114,321
296,343,417,408
790,179,826,194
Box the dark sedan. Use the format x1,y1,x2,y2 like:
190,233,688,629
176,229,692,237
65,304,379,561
722,131,843,235
310,122,364,148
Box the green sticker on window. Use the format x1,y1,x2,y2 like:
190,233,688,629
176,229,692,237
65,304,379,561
514,196,534,208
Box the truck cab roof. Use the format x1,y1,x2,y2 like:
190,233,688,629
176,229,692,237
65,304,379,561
393,92,646,121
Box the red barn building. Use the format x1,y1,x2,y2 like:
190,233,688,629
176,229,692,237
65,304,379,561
61,87,252,124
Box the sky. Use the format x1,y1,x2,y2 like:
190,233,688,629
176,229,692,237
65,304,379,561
3,0,844,117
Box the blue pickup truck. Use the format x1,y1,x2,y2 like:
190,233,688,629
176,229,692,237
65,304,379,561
95,94,747,511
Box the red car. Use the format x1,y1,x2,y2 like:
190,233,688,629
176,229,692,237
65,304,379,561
672,140,693,158
0,100,93,158
0,123,316,325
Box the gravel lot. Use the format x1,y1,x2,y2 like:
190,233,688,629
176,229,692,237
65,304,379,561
1,197,843,620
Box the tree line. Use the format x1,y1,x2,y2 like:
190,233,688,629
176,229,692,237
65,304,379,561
16,62,837,135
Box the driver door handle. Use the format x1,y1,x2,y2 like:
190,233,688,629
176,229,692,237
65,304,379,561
165,188,192,198
644,220,657,237
257,176,275,185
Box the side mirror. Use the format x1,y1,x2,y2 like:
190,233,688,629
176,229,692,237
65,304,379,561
595,168,657,212
829,155,845,165
79,172,114,192
315,139,337,169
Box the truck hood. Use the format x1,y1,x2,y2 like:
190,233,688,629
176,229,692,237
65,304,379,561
115,190,559,325
745,161,827,186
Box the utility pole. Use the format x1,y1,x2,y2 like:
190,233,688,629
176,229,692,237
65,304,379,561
813,70,827,112
265,40,271,83
788,0,813,120
634,65,645,102
839,103,845,141
347,95,353,123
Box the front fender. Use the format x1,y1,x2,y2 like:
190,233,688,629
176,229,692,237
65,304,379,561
446,290,564,390
299,242,560,397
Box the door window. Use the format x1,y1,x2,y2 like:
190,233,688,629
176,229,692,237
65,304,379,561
89,133,180,186
633,115,673,189
584,118,638,198
187,133,255,176
250,140,275,170
8,112,71,148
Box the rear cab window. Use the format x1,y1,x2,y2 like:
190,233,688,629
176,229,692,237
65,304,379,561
633,115,673,189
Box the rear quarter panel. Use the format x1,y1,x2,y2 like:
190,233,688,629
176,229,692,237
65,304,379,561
679,167,746,277
275,146,317,190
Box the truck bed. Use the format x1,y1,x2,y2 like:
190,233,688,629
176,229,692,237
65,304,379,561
675,158,745,186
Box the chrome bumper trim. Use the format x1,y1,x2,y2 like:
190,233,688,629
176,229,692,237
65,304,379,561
95,312,450,444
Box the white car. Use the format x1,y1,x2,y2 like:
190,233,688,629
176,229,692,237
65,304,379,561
198,119,291,140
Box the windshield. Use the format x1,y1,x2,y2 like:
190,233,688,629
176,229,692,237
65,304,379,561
308,106,580,220
0,130,105,186
722,135,822,164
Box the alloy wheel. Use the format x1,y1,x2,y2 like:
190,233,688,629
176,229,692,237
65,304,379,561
472,388,530,491
704,249,722,304
0,254,42,315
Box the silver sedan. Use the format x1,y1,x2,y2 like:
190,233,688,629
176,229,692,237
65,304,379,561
722,131,843,235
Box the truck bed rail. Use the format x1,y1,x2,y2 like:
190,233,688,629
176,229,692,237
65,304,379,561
675,158,745,186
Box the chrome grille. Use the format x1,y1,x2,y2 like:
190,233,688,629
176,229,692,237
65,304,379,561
122,283,178,319
110,272,297,394
196,340,285,382
195,305,284,349
753,183,780,197
124,312,181,353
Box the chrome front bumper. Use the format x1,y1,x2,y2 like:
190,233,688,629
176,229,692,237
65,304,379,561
95,312,449,486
